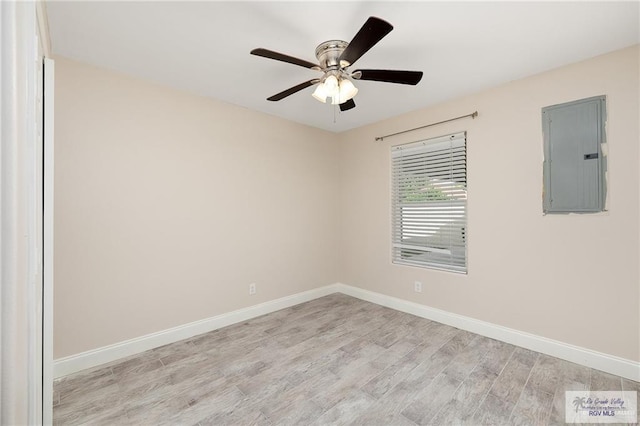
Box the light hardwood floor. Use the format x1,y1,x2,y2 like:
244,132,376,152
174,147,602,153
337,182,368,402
53,293,639,425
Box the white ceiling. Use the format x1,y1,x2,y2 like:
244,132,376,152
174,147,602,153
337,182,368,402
46,1,639,133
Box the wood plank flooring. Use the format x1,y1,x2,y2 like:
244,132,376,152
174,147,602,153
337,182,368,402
53,294,639,425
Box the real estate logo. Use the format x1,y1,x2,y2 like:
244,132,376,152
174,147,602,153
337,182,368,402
565,391,637,424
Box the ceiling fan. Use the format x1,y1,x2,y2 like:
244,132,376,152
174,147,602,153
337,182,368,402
250,17,423,112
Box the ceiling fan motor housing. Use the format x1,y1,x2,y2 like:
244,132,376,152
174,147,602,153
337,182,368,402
315,40,349,70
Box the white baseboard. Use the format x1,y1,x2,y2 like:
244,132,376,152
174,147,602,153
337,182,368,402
54,282,639,382
53,284,340,378
335,283,640,382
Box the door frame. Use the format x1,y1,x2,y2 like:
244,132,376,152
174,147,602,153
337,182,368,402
43,56,55,426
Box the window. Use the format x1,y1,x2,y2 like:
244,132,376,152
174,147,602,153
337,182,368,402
391,132,467,273
542,96,606,213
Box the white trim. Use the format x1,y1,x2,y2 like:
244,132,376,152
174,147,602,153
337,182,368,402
42,57,55,426
54,283,639,382
35,1,51,57
1,1,46,424
335,283,640,382
24,3,42,423
53,284,340,378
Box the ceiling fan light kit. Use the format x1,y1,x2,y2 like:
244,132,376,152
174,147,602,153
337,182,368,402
251,17,423,112
312,73,359,105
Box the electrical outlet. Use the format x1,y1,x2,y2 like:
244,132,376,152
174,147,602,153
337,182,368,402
414,281,422,293
249,283,256,295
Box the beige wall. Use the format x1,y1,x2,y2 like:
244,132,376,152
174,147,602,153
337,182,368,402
54,57,340,358
338,45,640,362
55,46,639,364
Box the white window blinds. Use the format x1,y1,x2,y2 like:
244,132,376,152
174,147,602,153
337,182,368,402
391,132,467,273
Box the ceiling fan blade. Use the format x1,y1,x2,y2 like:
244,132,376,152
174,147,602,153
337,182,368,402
339,99,356,112
339,17,393,67
353,69,423,85
267,79,319,101
251,48,320,70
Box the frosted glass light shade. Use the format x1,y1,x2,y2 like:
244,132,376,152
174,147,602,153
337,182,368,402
324,75,339,94
312,83,329,103
339,79,358,101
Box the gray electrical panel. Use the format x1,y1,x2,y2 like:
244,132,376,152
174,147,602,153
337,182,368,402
542,96,606,213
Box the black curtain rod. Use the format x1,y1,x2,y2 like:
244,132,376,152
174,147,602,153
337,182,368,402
375,111,478,141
